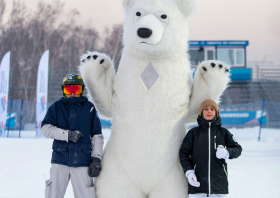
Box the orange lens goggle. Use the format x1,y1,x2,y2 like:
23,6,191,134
63,85,82,95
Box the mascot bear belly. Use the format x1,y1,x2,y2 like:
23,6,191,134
80,0,230,197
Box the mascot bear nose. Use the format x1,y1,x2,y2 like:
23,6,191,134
137,28,152,38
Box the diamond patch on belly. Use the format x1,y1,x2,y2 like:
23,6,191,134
141,62,159,90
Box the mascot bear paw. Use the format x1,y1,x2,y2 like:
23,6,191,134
80,51,115,118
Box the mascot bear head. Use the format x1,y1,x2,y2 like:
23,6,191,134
122,0,195,58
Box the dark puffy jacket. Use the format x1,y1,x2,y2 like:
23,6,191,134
41,96,102,167
179,116,242,195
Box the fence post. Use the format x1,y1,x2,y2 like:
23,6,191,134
19,100,24,138
258,99,265,142
7,99,13,137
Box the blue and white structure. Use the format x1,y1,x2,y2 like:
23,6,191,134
188,40,251,81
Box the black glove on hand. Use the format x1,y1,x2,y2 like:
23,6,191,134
68,130,83,142
88,157,101,177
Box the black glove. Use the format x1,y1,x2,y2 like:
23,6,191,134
68,130,83,142
88,157,101,177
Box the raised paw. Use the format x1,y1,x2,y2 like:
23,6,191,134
80,51,112,70
194,60,231,92
198,61,230,75
189,60,231,114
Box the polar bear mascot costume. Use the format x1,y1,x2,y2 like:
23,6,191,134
79,0,230,197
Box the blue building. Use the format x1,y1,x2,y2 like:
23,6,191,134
188,40,251,81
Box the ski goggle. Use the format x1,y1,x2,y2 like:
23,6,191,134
63,85,83,95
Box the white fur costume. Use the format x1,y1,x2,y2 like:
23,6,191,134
79,0,230,197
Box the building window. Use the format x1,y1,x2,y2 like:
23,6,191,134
207,50,214,60
236,49,244,65
217,49,234,65
217,48,244,66
189,49,204,66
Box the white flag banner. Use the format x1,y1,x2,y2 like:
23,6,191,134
0,52,10,137
36,50,49,137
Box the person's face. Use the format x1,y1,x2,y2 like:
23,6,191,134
203,106,216,121
66,93,80,98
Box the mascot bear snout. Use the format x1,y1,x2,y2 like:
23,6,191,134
135,13,164,45
137,28,152,38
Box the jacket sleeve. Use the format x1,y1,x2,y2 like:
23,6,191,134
179,130,194,173
225,129,242,159
41,104,56,128
90,106,103,159
91,107,102,136
41,104,68,141
91,134,104,159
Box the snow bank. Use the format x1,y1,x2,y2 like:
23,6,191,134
0,127,279,198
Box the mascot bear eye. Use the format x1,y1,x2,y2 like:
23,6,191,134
161,14,167,19
136,12,141,16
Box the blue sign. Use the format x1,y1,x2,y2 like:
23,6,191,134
189,40,249,46
230,68,251,81
6,112,16,128
191,67,251,81
100,119,112,127
220,110,266,125
100,110,266,127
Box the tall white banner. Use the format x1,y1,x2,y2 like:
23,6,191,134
0,52,10,137
36,50,49,137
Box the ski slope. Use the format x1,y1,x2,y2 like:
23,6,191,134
0,127,279,198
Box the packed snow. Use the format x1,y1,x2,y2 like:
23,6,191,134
1,127,280,198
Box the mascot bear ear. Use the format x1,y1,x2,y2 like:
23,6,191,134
122,0,136,10
122,0,194,17
175,0,195,17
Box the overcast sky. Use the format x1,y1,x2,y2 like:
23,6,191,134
4,0,280,65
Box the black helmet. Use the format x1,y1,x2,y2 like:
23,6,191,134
61,73,85,96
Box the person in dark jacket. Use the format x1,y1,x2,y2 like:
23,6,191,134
41,73,104,198
180,99,242,198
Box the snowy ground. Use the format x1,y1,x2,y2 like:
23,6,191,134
1,127,280,198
